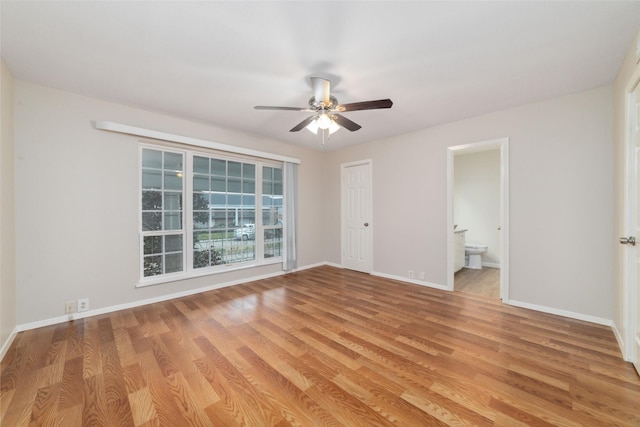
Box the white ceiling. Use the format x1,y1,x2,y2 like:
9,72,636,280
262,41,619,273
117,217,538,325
2,1,639,151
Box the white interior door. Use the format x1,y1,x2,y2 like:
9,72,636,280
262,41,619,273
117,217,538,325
633,84,640,375
341,161,372,273
634,143,640,375
622,81,640,375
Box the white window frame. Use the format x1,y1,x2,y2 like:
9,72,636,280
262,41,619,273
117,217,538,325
139,146,187,282
138,142,284,287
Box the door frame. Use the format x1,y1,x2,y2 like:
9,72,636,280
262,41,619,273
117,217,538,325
341,159,373,273
447,138,510,301
622,68,640,365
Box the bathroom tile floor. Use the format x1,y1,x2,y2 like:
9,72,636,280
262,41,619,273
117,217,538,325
454,266,500,298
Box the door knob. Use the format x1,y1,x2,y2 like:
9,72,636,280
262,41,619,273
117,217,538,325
364,223,369,227
619,236,636,246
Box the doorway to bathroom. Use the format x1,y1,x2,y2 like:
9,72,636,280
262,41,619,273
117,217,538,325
447,138,509,301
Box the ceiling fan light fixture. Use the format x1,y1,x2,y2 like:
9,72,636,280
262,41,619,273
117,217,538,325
306,116,341,135
317,113,331,130
328,120,340,134
306,119,319,134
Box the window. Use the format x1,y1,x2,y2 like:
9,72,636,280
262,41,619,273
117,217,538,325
140,145,284,283
192,156,256,269
262,166,283,258
141,149,184,277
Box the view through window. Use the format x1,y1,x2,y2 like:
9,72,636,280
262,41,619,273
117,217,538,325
140,146,283,282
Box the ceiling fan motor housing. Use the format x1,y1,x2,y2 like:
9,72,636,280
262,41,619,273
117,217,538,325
309,95,338,110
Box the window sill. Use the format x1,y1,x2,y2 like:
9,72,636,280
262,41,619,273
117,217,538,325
136,257,283,288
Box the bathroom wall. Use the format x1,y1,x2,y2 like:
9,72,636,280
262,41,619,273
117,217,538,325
454,149,501,266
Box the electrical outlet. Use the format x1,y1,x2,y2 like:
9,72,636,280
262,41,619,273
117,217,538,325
77,298,90,312
419,272,425,280
65,301,76,314
408,270,414,279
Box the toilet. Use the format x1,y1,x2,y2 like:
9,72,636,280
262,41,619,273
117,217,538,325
465,243,488,269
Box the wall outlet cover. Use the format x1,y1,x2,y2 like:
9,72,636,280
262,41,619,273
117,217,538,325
65,301,76,314
77,298,90,312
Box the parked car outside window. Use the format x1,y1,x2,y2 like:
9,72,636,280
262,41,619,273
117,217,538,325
234,224,256,241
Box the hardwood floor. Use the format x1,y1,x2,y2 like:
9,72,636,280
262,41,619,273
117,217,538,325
455,267,500,299
2,266,639,426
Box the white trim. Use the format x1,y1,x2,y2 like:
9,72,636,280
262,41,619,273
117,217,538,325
16,269,289,333
323,261,343,269
340,159,374,168
139,145,188,281
507,299,613,327
371,270,449,291
296,261,342,270
136,257,283,288
12,262,337,334
295,261,341,271
94,121,301,164
447,138,509,301
9,260,614,340
612,322,626,358
481,262,501,269
446,150,455,289
0,328,19,361
499,141,510,302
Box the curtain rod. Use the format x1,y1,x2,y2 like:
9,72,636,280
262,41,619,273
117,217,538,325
94,121,301,165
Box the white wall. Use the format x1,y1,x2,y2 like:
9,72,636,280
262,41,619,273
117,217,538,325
0,59,17,354
454,149,501,265
6,78,618,332
13,81,327,326
325,85,614,321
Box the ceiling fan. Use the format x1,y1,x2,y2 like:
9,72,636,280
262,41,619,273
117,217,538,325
254,77,393,135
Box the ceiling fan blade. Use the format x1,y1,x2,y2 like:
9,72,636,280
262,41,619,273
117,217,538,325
311,77,331,105
333,114,361,132
289,116,316,132
337,99,393,112
254,105,311,111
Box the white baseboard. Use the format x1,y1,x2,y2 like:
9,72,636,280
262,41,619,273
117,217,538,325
13,261,347,334
294,261,340,271
611,322,628,361
304,263,449,290
0,327,18,361
15,269,290,333
482,262,500,269
371,270,448,291
323,261,343,269
506,299,613,327
7,262,617,361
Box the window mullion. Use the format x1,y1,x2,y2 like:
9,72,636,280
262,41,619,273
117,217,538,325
184,153,194,273
256,164,264,260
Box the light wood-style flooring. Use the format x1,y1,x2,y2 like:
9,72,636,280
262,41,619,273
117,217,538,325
455,267,500,299
2,266,639,426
